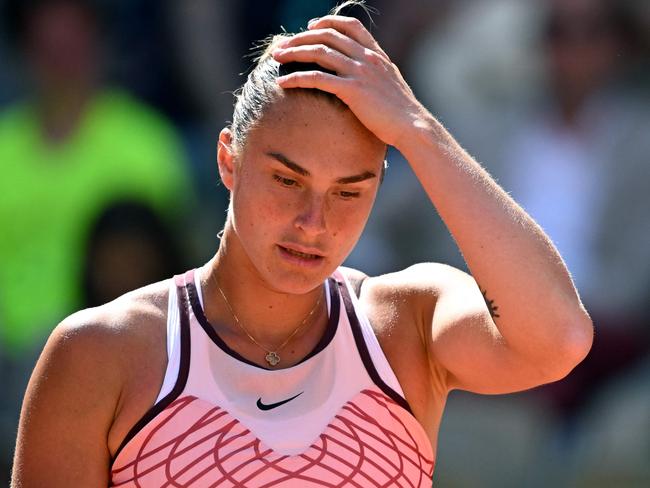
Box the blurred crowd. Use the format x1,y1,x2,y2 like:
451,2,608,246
0,0,648,486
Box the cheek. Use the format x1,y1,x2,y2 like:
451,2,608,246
232,173,295,232
328,199,373,244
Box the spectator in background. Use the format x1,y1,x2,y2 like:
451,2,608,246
0,0,193,356
371,0,649,483
404,0,649,420
0,0,193,476
82,201,184,308
499,0,650,422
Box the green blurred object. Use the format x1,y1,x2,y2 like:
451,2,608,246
0,88,191,356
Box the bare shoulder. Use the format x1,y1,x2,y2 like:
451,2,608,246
341,262,473,304
52,278,170,374
373,262,473,291
32,277,170,395
12,279,171,487
363,263,487,344
337,263,467,345
338,264,459,431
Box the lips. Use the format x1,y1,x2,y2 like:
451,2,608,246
277,244,325,266
278,243,324,259
281,246,321,259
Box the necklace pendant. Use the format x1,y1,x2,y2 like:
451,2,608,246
265,351,281,366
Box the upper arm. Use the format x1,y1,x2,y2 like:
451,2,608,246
407,263,553,395
11,312,124,487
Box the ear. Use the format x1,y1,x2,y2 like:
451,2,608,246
217,128,236,191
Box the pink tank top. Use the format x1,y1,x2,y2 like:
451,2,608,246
109,268,434,487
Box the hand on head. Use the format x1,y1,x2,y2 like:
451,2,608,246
271,15,428,149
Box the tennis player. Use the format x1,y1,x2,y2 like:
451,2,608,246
11,6,593,487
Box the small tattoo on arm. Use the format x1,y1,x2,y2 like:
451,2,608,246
480,289,500,319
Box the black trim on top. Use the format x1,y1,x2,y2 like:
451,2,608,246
187,275,340,371
337,279,413,415
110,271,193,467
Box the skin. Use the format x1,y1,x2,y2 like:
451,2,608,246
11,15,593,487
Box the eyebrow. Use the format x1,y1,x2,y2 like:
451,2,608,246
267,152,377,184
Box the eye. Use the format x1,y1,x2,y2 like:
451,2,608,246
338,190,360,199
273,174,298,187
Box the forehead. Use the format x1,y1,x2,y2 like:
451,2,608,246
243,93,386,173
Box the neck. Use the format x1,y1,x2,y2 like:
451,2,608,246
200,221,326,348
36,80,94,144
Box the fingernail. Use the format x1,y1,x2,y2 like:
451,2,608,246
307,17,320,27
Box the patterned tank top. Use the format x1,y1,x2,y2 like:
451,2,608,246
109,268,435,487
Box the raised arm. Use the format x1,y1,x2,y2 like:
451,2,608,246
11,312,122,487
271,14,593,394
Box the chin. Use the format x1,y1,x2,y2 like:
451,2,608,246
256,244,334,293
263,262,336,296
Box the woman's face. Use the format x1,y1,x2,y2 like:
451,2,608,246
220,93,386,294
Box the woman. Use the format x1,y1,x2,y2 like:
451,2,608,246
11,5,593,487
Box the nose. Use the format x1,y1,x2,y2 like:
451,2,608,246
294,194,327,237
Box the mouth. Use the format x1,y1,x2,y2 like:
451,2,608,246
277,244,325,266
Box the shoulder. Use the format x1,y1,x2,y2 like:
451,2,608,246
95,89,183,146
0,100,30,129
337,265,461,412
60,278,170,343
0,102,33,158
12,279,173,485
341,262,474,302
29,278,172,437
42,278,171,394
339,263,485,341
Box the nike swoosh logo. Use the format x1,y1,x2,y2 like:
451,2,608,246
256,392,304,411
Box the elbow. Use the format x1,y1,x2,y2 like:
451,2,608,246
544,311,594,382
565,311,594,369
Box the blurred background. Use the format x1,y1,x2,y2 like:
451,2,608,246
0,0,648,486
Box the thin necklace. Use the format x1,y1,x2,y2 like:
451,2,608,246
214,279,322,367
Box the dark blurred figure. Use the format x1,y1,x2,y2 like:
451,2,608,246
0,0,193,480
500,0,650,426
83,201,184,307
543,0,637,124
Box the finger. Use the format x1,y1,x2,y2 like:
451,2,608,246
272,44,359,76
278,28,366,61
308,15,386,57
276,70,350,98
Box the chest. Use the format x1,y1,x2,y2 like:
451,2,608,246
107,286,447,462
107,287,438,486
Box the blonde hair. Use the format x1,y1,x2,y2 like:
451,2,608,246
230,0,374,151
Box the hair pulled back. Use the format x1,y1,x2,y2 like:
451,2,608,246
230,0,372,151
